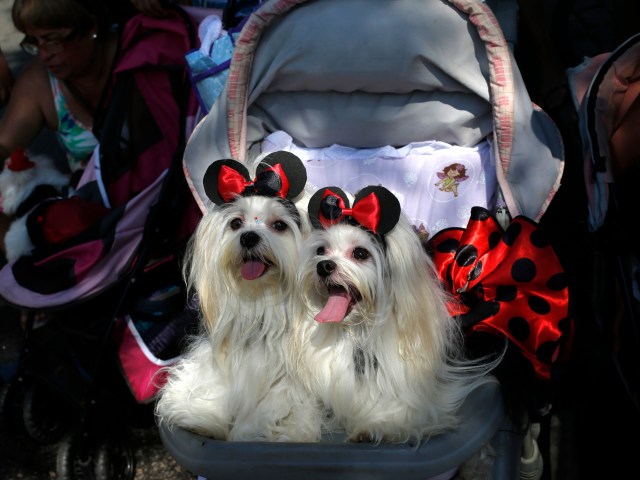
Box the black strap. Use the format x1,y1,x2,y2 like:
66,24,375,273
14,184,62,219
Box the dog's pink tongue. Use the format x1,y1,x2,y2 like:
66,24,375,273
315,289,351,323
241,260,266,280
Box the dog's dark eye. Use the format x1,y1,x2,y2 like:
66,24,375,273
230,218,243,230
272,220,288,231
316,246,325,256
353,247,370,261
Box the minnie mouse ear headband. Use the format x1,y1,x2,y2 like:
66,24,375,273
5,149,35,172
308,185,401,236
203,151,307,205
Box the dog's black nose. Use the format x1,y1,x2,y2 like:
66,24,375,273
317,260,336,277
240,231,261,249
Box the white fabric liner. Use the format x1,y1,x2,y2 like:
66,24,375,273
262,131,497,237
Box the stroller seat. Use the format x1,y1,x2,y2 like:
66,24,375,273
159,381,521,480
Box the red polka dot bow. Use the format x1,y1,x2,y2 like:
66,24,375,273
428,207,574,380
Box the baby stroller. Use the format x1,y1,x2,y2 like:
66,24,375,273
565,32,640,478
161,0,571,479
0,6,202,479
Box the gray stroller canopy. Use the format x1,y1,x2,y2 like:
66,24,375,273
184,0,564,222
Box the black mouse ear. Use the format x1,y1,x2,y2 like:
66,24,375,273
256,151,307,199
203,159,251,205
308,186,350,230
353,186,401,235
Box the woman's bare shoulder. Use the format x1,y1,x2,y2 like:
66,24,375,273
13,61,51,95
0,61,57,139
11,61,56,121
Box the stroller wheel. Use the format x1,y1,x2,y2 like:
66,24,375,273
0,379,25,433
56,431,95,480
94,434,136,480
23,381,69,443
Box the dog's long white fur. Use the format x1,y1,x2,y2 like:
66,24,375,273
155,181,323,441
292,213,500,446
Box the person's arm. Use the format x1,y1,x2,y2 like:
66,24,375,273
0,46,14,107
0,62,52,167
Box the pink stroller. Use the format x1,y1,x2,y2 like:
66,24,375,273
0,6,202,479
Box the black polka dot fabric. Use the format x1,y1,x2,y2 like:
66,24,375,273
428,206,573,380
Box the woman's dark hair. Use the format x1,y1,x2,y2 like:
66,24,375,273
12,0,112,35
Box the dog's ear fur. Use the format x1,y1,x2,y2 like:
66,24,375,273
383,217,454,366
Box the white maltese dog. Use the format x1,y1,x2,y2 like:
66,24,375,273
155,151,322,442
293,185,498,446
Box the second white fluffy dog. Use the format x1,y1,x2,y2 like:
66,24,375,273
294,185,498,445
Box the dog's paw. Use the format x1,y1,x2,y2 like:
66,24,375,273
350,432,375,443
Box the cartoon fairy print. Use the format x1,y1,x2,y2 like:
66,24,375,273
434,162,468,197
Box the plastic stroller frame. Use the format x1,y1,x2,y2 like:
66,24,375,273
160,382,523,480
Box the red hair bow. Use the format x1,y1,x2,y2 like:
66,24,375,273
308,185,401,235
217,163,289,203
203,151,307,205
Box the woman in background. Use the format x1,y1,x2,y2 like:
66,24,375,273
0,0,116,174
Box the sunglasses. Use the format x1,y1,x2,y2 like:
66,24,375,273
19,28,81,56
